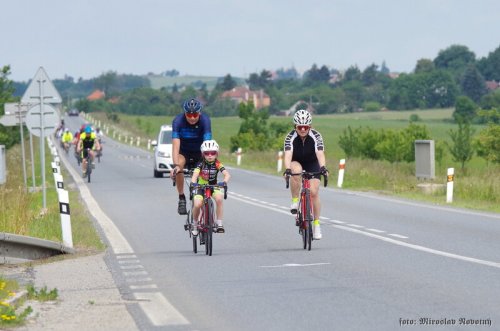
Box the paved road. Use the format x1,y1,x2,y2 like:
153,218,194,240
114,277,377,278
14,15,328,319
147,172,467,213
30,115,500,330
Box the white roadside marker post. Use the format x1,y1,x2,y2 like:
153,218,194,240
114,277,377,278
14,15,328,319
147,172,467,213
337,158,346,188
446,168,454,203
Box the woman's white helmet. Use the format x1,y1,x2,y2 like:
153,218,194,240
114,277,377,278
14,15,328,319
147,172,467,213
200,139,219,153
293,109,312,125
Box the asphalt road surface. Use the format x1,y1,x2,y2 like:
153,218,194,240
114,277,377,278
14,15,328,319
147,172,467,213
63,116,500,331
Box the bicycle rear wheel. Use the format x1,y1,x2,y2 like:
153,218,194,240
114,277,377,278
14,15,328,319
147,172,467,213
87,160,92,183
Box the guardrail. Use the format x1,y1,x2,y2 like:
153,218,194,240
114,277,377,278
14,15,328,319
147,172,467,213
0,232,75,264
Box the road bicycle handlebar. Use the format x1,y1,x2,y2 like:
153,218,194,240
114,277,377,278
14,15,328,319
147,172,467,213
171,168,194,187
285,171,328,188
189,183,228,200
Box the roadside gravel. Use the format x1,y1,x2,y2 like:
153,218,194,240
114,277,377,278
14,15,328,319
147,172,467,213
1,252,138,331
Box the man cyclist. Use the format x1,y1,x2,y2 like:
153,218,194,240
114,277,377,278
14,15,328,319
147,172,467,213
283,109,329,240
60,128,73,153
170,98,212,215
77,125,101,177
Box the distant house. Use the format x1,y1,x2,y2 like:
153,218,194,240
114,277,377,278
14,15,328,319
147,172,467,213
87,89,105,101
220,86,271,109
486,80,499,91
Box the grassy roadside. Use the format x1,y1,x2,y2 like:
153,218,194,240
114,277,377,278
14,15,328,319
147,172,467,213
0,136,105,250
89,109,499,214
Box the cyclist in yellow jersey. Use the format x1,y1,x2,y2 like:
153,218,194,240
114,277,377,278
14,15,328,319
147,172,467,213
60,128,73,153
77,126,101,177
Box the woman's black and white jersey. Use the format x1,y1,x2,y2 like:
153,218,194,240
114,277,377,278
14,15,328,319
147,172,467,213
284,129,324,165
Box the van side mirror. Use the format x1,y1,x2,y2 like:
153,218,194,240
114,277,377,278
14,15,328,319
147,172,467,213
151,140,158,147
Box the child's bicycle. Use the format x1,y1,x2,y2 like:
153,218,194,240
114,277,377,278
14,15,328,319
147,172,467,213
188,183,227,256
286,171,327,251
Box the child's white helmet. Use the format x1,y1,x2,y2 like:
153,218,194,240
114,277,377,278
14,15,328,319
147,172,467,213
200,140,219,152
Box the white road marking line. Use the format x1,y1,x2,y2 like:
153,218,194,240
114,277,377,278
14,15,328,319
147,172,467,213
134,292,189,326
130,284,158,290
260,263,331,268
120,265,144,270
118,259,141,264
347,224,364,228
126,277,153,283
231,191,500,269
366,228,386,233
331,220,345,224
116,255,137,259
124,271,148,277
389,233,409,239
335,224,500,269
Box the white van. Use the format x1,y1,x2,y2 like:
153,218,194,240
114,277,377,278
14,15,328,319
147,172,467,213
152,125,174,178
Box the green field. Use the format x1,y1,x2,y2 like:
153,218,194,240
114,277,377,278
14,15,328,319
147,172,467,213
90,108,499,213
148,75,245,90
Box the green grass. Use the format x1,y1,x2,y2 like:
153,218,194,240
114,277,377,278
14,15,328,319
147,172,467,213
88,109,499,213
0,137,105,250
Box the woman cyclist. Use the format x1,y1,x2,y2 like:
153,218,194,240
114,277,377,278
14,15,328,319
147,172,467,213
283,109,329,240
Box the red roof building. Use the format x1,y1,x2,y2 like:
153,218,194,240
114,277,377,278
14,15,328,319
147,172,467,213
220,86,271,109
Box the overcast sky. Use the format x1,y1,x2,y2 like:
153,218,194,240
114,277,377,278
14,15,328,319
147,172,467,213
2,0,499,82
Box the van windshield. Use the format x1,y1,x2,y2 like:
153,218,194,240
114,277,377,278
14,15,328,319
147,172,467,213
160,131,172,144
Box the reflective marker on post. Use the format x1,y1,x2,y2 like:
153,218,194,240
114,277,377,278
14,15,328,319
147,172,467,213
58,189,73,248
277,151,283,172
446,168,454,203
337,158,346,188
236,147,242,166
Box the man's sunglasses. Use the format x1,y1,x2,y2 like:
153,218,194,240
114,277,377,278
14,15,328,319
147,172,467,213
296,125,310,131
185,112,200,119
203,151,217,156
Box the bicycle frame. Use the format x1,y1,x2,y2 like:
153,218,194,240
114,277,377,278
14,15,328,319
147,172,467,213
286,171,327,250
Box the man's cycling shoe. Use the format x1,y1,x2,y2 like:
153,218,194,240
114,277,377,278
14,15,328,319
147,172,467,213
178,199,187,215
216,225,225,233
290,202,298,215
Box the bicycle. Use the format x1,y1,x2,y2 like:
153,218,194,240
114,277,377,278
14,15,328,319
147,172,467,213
286,171,327,251
188,183,227,256
82,147,94,183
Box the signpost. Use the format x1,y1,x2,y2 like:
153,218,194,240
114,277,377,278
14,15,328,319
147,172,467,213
21,67,62,210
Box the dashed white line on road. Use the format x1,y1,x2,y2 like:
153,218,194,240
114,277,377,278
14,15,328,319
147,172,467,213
134,292,189,326
388,233,409,239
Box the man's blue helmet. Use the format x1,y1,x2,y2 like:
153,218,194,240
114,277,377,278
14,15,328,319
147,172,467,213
85,126,92,134
182,98,202,113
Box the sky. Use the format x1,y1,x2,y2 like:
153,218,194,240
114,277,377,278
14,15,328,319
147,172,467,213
2,0,499,82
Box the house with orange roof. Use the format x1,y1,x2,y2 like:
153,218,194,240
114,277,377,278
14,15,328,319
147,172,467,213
87,89,105,101
220,86,271,109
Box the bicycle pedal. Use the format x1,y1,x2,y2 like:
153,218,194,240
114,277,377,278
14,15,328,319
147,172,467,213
184,224,189,231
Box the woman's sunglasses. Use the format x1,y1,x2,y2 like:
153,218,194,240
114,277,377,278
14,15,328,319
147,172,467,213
185,112,200,119
203,151,217,156
296,125,310,131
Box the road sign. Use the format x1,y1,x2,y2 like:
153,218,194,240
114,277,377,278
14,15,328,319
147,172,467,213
21,67,62,104
0,103,29,127
25,104,60,137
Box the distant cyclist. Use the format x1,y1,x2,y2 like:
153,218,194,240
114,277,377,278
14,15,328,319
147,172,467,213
60,128,73,153
170,98,212,215
77,126,101,177
283,109,329,240
190,140,231,235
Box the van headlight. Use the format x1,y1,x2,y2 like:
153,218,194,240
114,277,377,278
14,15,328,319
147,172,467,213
157,151,171,158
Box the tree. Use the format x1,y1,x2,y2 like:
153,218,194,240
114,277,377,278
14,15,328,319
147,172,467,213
343,65,361,82
434,45,476,72
219,74,236,91
476,45,500,81
460,64,487,103
475,124,500,163
448,120,475,170
453,96,478,123
414,59,435,74
0,65,22,149
380,61,390,75
361,64,379,86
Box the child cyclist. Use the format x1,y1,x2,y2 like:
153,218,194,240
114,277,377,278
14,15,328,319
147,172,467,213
190,140,231,235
